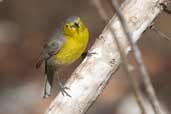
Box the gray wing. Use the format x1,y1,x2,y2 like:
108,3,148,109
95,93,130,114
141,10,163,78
36,31,65,68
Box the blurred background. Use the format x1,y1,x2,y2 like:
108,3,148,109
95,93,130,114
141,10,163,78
0,0,171,114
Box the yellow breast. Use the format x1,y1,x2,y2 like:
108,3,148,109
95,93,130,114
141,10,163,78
54,28,88,64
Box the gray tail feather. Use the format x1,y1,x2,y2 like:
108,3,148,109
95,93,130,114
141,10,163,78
42,61,54,98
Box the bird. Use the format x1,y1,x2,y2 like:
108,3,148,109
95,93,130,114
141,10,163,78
36,16,89,98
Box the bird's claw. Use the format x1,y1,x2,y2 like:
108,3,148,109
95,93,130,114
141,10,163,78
87,51,96,56
58,82,71,97
81,51,96,60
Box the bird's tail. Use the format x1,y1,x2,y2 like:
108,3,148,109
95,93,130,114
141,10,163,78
42,61,54,98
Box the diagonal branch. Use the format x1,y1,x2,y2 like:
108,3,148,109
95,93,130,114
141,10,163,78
91,0,147,114
45,0,166,114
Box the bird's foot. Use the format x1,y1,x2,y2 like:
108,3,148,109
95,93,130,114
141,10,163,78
58,82,71,97
42,93,51,99
81,51,97,60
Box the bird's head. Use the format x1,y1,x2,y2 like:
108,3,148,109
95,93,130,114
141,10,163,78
63,16,86,36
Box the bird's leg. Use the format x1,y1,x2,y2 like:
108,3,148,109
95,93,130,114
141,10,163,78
57,76,71,97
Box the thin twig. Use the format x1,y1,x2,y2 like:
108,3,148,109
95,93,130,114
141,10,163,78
151,25,171,42
111,1,165,114
91,0,109,22
91,0,147,114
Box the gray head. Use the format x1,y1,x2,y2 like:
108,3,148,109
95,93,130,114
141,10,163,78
64,16,80,24
63,16,86,36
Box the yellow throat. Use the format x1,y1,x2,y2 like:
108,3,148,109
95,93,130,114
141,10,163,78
54,17,89,64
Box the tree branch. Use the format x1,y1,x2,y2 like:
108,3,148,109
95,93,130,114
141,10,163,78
91,0,147,114
45,0,165,114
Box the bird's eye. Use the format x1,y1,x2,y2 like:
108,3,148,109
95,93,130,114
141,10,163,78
65,24,69,28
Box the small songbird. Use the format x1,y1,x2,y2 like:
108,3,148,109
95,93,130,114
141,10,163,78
36,16,89,98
